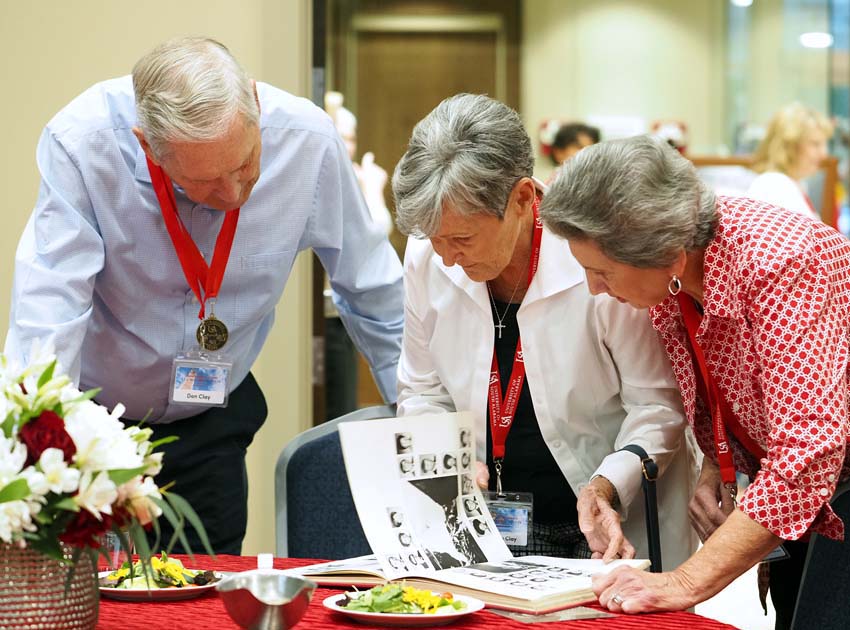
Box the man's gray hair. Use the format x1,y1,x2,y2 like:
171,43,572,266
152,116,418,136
540,135,717,267
132,36,259,159
392,94,534,237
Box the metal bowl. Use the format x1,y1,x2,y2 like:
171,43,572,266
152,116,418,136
216,571,317,630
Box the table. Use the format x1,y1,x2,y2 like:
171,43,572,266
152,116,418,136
96,555,740,629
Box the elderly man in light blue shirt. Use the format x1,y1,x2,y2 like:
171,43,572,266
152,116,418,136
5,36,403,553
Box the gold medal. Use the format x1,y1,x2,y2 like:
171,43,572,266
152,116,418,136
196,316,229,352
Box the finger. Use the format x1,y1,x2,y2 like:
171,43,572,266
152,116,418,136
362,151,375,167
473,461,489,488
602,526,624,563
620,537,636,559
591,551,604,560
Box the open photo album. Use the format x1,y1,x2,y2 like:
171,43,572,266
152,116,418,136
285,412,649,614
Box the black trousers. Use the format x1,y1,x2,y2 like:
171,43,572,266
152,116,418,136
769,539,808,630
135,373,267,555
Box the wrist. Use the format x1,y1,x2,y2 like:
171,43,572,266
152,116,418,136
589,474,620,509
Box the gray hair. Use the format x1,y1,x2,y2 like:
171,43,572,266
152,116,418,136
540,135,717,267
132,36,259,159
392,94,534,237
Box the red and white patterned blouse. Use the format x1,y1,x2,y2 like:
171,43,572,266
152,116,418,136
650,196,850,541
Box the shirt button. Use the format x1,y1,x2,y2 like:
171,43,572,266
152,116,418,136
552,440,562,449
828,474,836,483
820,488,830,497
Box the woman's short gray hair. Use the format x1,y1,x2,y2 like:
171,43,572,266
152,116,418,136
132,36,259,159
540,135,717,267
392,94,533,237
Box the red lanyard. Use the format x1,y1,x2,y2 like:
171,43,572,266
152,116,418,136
488,201,543,461
146,157,240,320
677,293,766,498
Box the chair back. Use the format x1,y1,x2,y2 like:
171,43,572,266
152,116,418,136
275,405,395,558
791,480,850,629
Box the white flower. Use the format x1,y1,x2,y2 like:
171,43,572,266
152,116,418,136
74,471,118,519
37,448,80,494
119,477,163,526
19,467,48,498
143,452,164,477
0,436,27,486
64,401,142,473
0,500,37,544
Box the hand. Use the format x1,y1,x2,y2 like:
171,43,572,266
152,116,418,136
593,566,697,613
474,461,489,489
688,458,735,542
578,476,635,562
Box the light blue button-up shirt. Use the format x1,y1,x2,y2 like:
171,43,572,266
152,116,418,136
6,76,403,423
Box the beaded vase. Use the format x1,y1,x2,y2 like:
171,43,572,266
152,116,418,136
0,542,98,629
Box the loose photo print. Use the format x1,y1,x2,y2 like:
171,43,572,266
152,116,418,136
338,412,511,580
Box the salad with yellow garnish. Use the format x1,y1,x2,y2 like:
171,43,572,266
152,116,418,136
99,552,219,589
340,584,466,614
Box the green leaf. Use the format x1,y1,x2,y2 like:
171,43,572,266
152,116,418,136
64,388,102,406
27,536,65,562
129,520,155,590
51,497,80,512
107,466,147,486
164,492,215,557
149,435,179,450
37,360,57,389
154,495,191,556
0,478,30,503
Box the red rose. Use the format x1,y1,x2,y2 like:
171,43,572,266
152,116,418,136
59,507,132,548
19,410,77,467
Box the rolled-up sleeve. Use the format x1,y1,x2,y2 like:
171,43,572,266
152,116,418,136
741,248,848,540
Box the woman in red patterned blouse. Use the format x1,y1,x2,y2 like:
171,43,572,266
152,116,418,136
540,134,850,630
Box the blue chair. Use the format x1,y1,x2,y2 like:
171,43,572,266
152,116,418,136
790,480,850,629
275,405,395,558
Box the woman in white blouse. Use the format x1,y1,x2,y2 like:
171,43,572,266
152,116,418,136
746,103,833,219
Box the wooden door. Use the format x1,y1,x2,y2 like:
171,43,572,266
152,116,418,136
327,1,521,408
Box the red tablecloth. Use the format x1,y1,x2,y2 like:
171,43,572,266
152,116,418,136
96,555,740,629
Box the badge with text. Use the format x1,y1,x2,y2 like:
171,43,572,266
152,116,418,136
170,352,232,407
482,491,533,547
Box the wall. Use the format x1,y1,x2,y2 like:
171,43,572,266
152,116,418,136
522,0,727,179
0,0,312,556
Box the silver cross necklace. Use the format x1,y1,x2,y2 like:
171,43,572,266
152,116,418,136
486,275,524,339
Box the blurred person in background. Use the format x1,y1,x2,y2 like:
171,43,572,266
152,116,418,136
542,134,850,630
747,103,833,220
393,94,695,566
544,122,600,185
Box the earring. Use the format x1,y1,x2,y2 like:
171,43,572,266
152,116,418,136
668,275,682,296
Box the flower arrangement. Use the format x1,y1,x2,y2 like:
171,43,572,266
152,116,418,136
0,343,209,567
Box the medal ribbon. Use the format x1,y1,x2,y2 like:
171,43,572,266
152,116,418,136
146,157,240,320
488,199,543,461
677,293,766,495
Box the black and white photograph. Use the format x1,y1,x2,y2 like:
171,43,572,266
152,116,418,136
397,455,415,477
459,428,472,448
441,452,458,473
387,508,404,528
460,449,472,471
463,496,483,517
418,453,438,476
338,412,510,580
395,432,413,454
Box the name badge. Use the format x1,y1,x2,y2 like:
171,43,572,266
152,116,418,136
482,491,533,547
170,350,232,407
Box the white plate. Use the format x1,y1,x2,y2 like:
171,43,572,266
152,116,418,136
98,570,222,601
322,592,485,626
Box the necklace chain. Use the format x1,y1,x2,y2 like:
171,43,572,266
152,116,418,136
487,274,524,338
